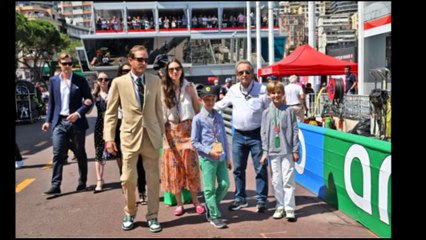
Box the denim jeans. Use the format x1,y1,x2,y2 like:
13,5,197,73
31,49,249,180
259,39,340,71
51,119,88,188
232,129,268,203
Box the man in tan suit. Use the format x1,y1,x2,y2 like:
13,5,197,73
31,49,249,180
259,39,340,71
104,45,165,232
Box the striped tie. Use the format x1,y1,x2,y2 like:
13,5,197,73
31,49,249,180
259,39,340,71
136,77,144,107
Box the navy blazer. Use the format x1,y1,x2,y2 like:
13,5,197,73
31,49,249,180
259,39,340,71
46,73,93,130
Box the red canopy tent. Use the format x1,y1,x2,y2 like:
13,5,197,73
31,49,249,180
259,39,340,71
207,76,218,83
258,44,358,77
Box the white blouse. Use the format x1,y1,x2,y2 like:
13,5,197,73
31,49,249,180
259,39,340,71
163,79,196,123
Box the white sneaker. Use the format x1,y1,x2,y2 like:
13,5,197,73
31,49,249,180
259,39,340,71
273,207,284,219
15,160,24,169
286,210,296,221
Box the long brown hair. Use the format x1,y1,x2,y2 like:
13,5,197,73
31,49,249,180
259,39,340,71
116,61,131,77
92,72,109,98
162,58,184,109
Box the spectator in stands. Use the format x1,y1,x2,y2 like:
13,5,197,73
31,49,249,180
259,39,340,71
96,16,102,30
237,12,245,27
111,16,119,30
102,52,111,66
91,49,104,67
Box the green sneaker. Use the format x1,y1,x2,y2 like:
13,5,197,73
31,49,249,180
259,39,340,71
148,218,162,233
121,215,135,231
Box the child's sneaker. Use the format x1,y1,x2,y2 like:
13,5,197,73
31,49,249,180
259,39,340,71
286,210,296,222
210,218,227,229
273,207,284,219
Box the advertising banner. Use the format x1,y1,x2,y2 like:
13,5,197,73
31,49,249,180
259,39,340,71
297,123,391,237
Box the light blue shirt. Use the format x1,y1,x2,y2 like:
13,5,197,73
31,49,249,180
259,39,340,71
191,107,229,162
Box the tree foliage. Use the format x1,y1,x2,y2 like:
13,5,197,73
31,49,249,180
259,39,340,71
16,13,30,50
15,13,71,82
63,38,82,56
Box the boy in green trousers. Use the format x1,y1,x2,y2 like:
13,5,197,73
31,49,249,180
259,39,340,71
191,86,232,229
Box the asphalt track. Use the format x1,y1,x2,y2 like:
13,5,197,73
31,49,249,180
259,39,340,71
15,110,377,238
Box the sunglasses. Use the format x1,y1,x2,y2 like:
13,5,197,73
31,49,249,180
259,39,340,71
60,62,73,66
237,70,251,76
168,67,182,73
133,57,149,63
97,78,110,82
122,69,131,73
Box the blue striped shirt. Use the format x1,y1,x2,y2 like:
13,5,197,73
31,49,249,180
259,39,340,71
191,107,229,162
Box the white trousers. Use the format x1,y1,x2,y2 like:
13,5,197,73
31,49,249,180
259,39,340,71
270,154,295,211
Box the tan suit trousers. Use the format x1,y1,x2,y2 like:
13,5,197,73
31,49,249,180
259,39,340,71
121,128,160,220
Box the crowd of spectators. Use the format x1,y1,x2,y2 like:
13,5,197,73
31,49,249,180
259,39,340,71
95,12,278,32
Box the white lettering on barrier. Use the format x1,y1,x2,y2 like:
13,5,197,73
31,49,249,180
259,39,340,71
295,129,306,174
378,155,391,224
344,144,372,214
296,130,391,224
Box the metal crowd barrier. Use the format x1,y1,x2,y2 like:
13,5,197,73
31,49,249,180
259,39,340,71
220,94,372,135
306,93,373,120
220,92,386,134
221,106,233,135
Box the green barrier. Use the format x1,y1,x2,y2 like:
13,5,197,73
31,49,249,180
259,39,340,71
323,129,391,237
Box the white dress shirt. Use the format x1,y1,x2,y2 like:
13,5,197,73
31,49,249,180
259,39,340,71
214,80,270,131
59,73,73,116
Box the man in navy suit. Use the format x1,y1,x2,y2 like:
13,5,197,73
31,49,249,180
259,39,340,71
41,52,93,195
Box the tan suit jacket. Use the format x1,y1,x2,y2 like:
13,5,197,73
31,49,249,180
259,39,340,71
104,72,164,152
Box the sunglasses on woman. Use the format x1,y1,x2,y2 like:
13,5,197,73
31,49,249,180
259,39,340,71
168,67,182,73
